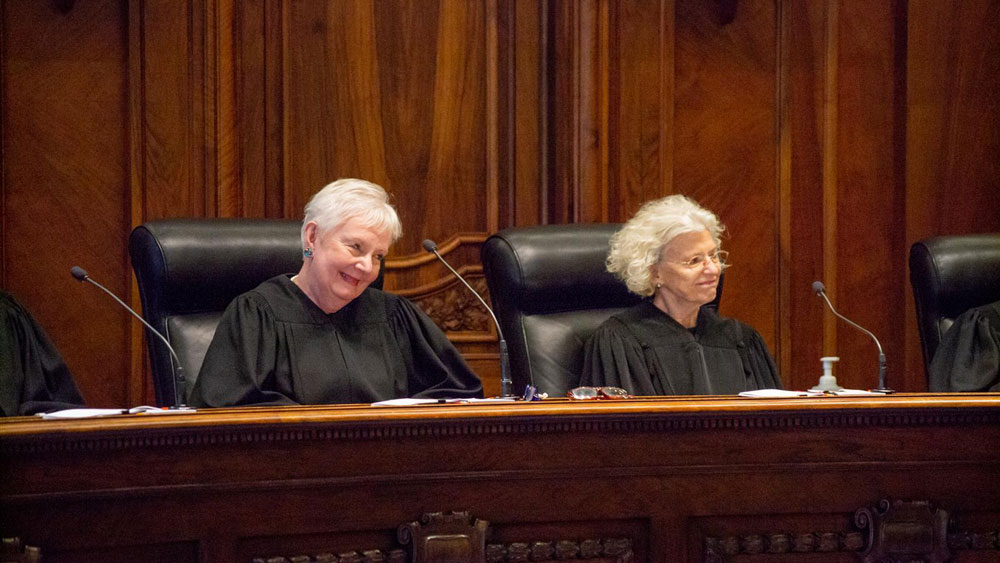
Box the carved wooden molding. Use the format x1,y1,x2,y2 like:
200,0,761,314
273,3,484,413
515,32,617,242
856,499,950,563
399,511,488,563
485,538,633,562
4,407,1000,455
704,499,1000,562
253,512,633,563
704,531,865,560
252,550,406,563
409,276,493,335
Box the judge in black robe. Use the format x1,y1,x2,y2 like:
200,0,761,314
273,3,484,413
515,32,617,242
1,290,86,416
190,178,483,407
581,301,780,395
580,194,781,395
928,300,1000,392
191,275,483,406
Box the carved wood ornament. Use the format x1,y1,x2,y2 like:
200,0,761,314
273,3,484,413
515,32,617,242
705,499,1000,562
254,511,634,563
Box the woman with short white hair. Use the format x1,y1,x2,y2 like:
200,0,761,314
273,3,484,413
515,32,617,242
191,178,483,406
580,194,781,395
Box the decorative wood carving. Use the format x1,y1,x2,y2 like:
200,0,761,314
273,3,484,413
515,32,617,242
856,499,951,563
249,513,635,563
252,550,406,563
410,276,493,335
4,400,1000,455
704,531,865,560
485,538,632,562
398,511,489,563
703,499,990,562
948,530,1000,552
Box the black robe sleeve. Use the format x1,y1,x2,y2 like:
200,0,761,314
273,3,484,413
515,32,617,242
1,291,85,416
928,301,1000,392
389,298,484,399
580,320,659,395
739,325,783,391
191,292,298,407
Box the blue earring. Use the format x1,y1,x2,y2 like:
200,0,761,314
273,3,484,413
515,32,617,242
303,248,314,258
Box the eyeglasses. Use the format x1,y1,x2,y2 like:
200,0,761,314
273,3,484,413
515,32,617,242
668,249,729,270
566,386,631,400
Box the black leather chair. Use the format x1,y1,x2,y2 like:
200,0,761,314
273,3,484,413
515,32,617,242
482,224,723,397
129,219,305,406
909,233,1000,379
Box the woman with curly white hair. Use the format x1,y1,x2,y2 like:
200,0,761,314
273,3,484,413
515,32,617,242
580,194,781,395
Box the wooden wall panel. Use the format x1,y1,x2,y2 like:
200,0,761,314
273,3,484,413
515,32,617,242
281,1,489,257
904,0,1000,385
673,0,781,378
2,0,999,407
785,0,826,394
834,1,905,391
2,0,130,407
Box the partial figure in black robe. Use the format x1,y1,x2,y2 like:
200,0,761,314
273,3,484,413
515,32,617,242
191,275,483,406
928,300,1000,392
581,301,781,395
1,290,86,416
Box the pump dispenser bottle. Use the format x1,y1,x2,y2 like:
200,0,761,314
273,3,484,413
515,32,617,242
810,356,843,392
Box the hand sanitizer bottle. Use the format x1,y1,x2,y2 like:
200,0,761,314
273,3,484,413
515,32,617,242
810,356,843,392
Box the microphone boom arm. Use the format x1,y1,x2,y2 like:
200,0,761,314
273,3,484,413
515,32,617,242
815,286,891,393
423,241,515,398
73,268,187,406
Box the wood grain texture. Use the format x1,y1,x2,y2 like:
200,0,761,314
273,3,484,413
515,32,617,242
2,1,1000,407
3,396,1000,561
673,0,780,379
2,0,131,407
904,0,1000,389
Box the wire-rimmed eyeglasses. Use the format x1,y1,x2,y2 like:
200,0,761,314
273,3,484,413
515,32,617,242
667,249,730,270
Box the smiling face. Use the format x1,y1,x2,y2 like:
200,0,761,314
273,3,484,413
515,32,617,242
297,216,391,313
650,229,722,323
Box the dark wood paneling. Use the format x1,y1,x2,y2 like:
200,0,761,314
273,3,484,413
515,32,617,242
673,0,780,379
904,0,1000,387
785,0,826,393
2,0,130,407
835,1,904,391
2,0,1000,406
4,396,1000,561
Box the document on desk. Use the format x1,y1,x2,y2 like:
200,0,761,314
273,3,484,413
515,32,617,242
371,397,520,406
38,406,197,419
738,389,824,398
738,388,888,398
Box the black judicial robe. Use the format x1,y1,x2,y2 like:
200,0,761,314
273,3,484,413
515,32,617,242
0,291,85,416
580,301,781,395
929,300,1000,392
190,276,483,407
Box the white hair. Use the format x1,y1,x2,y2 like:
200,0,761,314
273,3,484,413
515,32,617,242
301,178,403,249
607,194,725,296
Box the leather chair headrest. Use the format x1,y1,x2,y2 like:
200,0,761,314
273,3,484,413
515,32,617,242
483,224,639,316
909,233,1000,374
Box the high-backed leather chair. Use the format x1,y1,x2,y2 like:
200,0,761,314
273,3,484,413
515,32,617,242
130,219,329,406
482,224,723,397
909,233,1000,378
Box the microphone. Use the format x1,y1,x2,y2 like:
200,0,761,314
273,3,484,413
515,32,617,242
71,266,188,406
422,239,515,398
812,281,891,393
